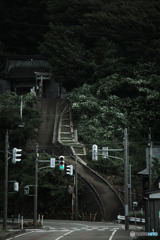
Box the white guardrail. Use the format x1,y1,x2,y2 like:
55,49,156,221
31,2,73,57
117,215,145,223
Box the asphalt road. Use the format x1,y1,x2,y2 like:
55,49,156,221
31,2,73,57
6,220,132,240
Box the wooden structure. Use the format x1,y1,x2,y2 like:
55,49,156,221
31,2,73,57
1,55,59,97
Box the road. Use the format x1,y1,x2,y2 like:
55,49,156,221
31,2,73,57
6,220,132,240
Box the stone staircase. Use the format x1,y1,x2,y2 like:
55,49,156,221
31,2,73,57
33,97,124,221
56,102,124,220
59,105,86,157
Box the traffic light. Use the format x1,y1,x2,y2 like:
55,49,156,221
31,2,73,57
92,144,98,161
24,186,29,195
66,165,73,176
50,158,55,168
59,156,65,170
102,147,108,158
14,181,19,192
12,148,22,164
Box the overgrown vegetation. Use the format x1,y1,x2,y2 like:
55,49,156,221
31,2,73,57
0,92,93,218
0,0,160,217
38,0,160,185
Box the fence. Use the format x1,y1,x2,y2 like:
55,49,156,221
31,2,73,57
117,214,145,224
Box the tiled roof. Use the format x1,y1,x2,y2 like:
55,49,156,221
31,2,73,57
137,168,149,176
6,58,51,79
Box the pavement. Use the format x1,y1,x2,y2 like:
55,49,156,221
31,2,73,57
0,228,23,240
0,222,145,240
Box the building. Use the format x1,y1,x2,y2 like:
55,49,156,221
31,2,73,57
145,189,160,232
138,144,160,232
138,145,160,191
1,55,60,97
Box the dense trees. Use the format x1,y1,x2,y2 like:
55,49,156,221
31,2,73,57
0,92,91,218
0,92,76,218
67,71,160,180
39,0,160,87
0,0,160,213
0,92,41,148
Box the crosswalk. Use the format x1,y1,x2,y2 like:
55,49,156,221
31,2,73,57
26,226,121,233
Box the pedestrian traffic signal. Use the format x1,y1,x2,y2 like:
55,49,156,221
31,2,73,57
66,165,73,176
102,147,108,158
92,144,98,161
24,186,29,195
50,158,55,168
12,148,22,164
14,181,19,192
59,156,65,170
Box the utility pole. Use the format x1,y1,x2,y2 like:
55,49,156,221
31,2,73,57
74,155,78,220
20,96,23,120
34,143,39,228
148,127,152,189
124,128,129,230
3,130,9,231
72,186,74,218
129,164,132,211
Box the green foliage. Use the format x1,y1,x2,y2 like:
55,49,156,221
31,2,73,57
7,152,85,218
0,91,20,129
89,157,123,176
68,74,160,144
0,92,43,216
0,0,160,218
0,91,42,148
39,0,160,90
67,72,159,184
39,24,95,90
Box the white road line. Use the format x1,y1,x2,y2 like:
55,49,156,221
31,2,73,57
60,230,69,232
54,230,75,240
109,230,117,240
7,231,34,240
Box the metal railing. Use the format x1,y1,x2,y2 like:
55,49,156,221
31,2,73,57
117,214,145,223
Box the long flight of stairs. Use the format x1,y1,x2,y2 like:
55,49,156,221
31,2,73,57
59,105,86,158
56,101,124,220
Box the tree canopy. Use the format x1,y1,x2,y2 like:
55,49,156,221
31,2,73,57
39,0,160,89
0,0,160,213
0,91,41,148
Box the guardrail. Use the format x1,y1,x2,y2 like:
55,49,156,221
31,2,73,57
117,214,145,223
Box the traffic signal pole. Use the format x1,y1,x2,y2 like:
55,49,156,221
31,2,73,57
124,128,129,230
92,128,130,230
34,143,39,228
75,155,78,220
3,130,9,231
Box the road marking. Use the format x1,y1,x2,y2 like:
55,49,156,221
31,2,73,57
54,230,75,240
109,230,117,240
7,231,34,240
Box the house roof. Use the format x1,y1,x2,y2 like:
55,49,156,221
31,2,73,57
145,189,160,197
137,168,149,176
5,56,51,79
